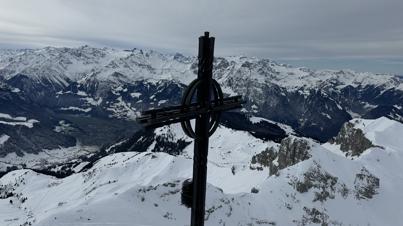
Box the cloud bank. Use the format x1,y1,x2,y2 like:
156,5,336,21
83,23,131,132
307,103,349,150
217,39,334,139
0,0,402,73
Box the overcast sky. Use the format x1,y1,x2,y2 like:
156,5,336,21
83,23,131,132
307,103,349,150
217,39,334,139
0,0,402,74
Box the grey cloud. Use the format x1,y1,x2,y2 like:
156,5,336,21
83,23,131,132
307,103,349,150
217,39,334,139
0,0,402,73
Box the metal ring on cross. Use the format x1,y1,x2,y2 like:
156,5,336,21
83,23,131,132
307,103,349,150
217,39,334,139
180,78,224,139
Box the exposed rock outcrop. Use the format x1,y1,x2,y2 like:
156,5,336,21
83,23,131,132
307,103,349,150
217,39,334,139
354,167,380,200
251,136,312,175
277,136,312,170
289,163,380,203
329,121,374,156
289,161,348,202
251,148,276,168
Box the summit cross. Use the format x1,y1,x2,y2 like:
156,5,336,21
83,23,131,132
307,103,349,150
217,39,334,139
137,32,244,226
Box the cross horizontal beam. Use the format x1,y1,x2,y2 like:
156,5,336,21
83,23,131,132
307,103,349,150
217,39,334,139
137,95,244,128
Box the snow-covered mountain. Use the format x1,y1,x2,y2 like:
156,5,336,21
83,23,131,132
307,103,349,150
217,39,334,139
0,46,402,173
1,46,403,225
1,117,402,226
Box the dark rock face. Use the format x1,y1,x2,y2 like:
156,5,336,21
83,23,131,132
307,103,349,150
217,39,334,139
220,112,287,142
277,137,312,170
264,88,352,142
335,85,403,122
250,147,276,172
288,163,379,207
107,127,191,156
298,207,330,226
6,74,68,104
251,148,277,169
354,167,380,200
289,162,349,206
251,136,312,176
296,207,344,226
290,162,343,202
329,122,374,156
224,79,353,142
364,105,403,121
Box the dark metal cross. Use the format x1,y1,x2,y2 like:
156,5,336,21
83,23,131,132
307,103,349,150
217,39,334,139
137,32,244,226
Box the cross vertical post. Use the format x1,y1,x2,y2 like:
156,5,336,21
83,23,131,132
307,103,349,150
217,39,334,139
191,32,214,226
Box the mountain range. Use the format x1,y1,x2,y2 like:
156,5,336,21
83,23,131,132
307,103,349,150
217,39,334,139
0,46,403,225
0,47,401,154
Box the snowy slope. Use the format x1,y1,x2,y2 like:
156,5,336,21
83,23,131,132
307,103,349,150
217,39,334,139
1,117,402,226
0,124,279,225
